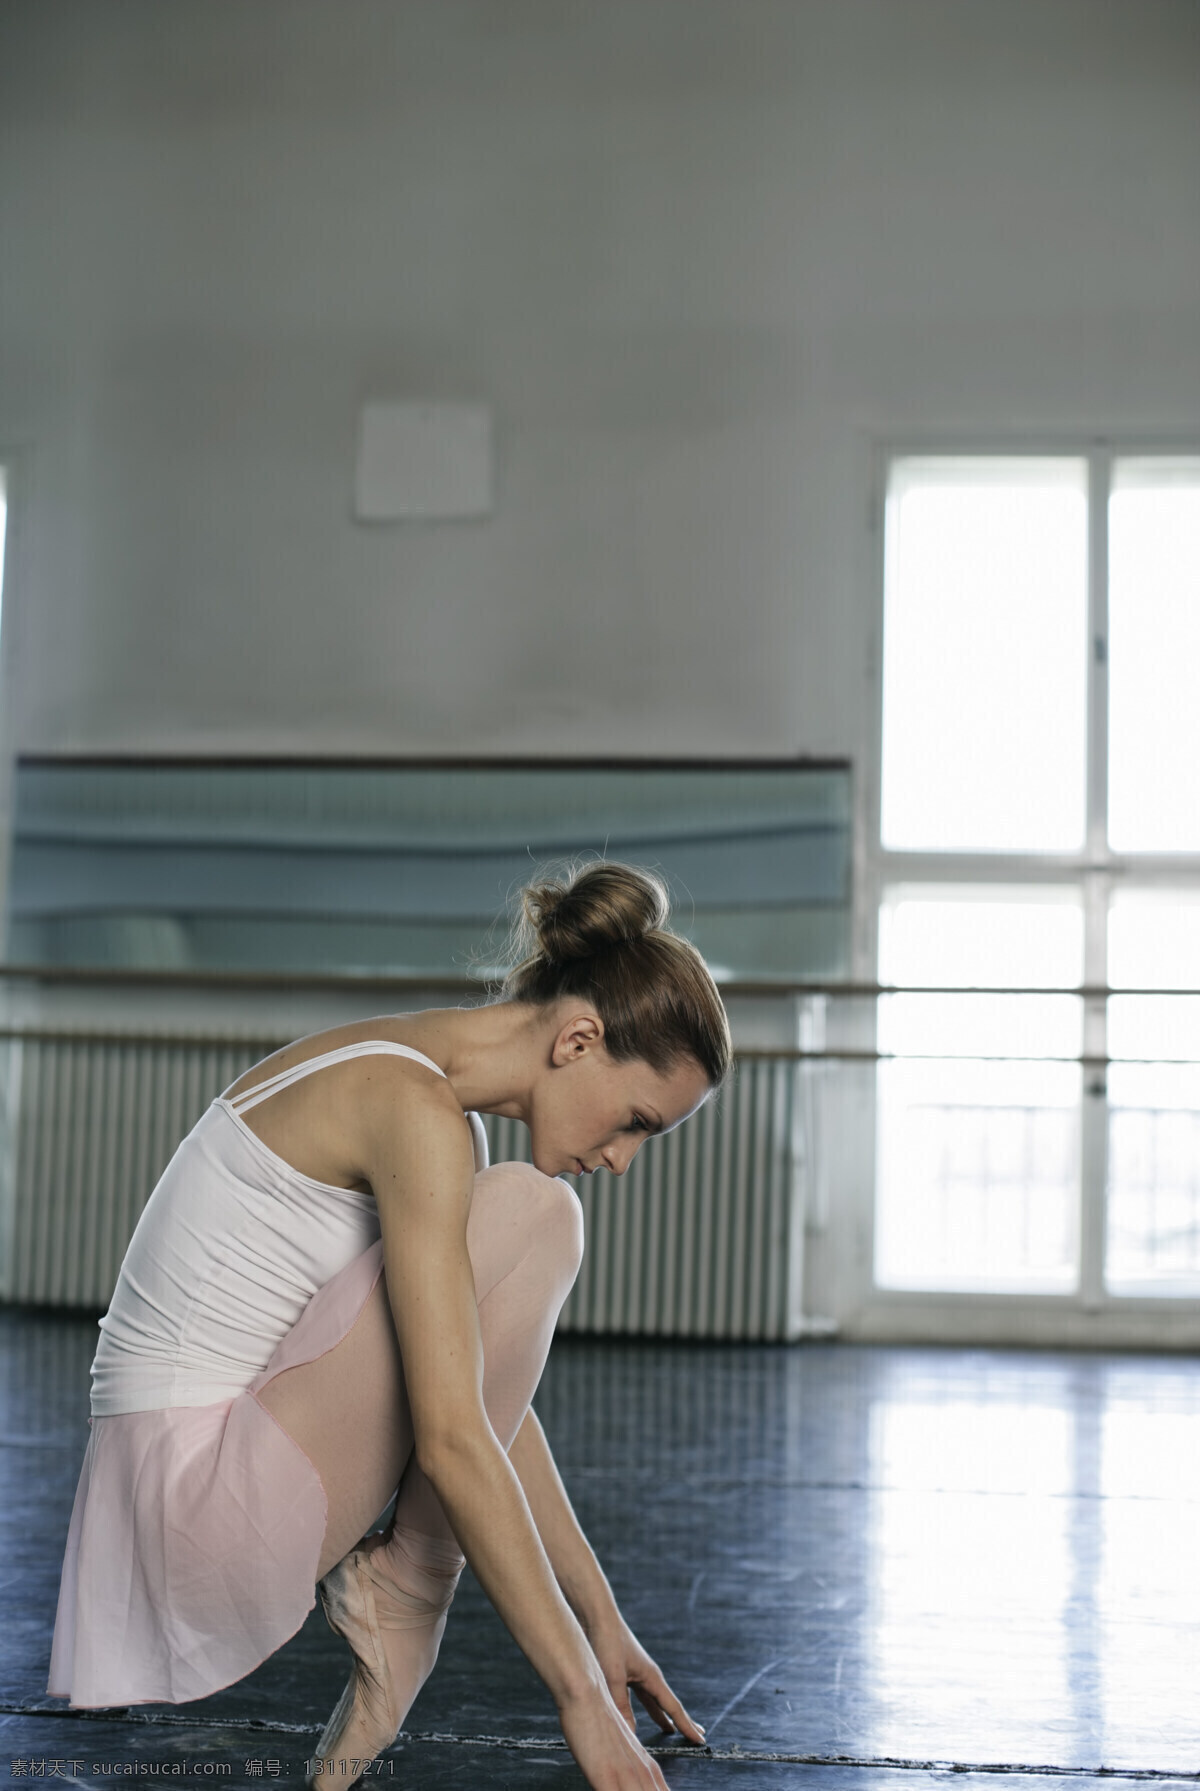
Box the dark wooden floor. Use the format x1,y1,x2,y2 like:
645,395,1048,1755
4,1306,1198,1788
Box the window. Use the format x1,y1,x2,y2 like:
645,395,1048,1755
1108,461,1200,853
1107,890,1200,1295
876,886,1082,1293
876,451,1200,1306
881,459,1088,854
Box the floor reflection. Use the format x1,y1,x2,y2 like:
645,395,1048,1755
866,1386,1075,1761
1098,1375,1200,1767
862,1355,1199,1773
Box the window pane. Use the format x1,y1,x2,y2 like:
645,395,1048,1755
881,458,1088,852
1108,460,1200,853
876,888,1083,1293
1107,890,1200,1296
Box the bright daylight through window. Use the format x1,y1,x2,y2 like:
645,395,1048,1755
876,888,1083,1293
1108,461,1200,853
880,459,1088,854
877,453,1200,1301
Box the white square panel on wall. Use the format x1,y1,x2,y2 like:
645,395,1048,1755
354,401,493,520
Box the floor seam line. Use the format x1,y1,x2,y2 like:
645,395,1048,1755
3,1708,1197,1778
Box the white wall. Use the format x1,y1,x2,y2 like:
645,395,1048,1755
1,0,1198,763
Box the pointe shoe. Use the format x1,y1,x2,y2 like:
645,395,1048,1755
307,1530,464,1789
307,1544,396,1787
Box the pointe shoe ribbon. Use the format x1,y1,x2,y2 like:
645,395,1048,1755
361,1527,466,1630
307,1529,465,1788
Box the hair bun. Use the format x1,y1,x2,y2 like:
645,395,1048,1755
522,862,670,966
501,857,731,1085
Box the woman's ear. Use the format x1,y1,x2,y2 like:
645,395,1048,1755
551,1011,605,1066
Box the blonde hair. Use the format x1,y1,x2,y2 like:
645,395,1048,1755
501,862,732,1087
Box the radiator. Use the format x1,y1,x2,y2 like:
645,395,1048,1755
0,1033,807,1339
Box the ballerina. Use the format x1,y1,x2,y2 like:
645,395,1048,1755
48,861,729,1788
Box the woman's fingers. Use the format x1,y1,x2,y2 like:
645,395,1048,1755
635,1686,675,1734
633,1672,707,1746
610,1678,638,1732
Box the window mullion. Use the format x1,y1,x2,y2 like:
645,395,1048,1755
1079,450,1112,1308
1086,446,1111,863
1080,871,1110,1308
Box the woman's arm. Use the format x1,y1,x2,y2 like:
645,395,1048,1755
509,1407,617,1629
510,1409,707,1747
358,1072,670,1791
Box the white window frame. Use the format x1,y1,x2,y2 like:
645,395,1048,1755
841,436,1200,1349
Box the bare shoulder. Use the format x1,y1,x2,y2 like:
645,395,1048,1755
221,1018,473,1198
352,1044,463,1123
352,1051,475,1201
222,1013,446,1106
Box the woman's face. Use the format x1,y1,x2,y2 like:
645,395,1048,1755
528,1011,713,1180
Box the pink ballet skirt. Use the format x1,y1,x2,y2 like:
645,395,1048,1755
47,1238,387,1709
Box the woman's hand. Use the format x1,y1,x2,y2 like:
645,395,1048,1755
557,1681,673,1790
583,1609,708,1748
500,1409,706,1773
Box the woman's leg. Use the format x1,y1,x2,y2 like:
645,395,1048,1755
254,1162,584,1759
257,1161,584,1574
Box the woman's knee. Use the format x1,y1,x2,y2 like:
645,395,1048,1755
472,1161,584,1283
541,1170,585,1282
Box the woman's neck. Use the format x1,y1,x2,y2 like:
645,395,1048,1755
398,1001,549,1123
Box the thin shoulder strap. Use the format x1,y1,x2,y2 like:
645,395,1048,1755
227,1039,447,1115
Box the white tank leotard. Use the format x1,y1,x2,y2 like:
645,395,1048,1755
88,1040,488,1417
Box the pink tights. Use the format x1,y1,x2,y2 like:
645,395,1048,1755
253,1162,584,1754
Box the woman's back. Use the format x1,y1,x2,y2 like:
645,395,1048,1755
90,1037,487,1416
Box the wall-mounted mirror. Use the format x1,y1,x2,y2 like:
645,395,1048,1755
7,760,852,982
